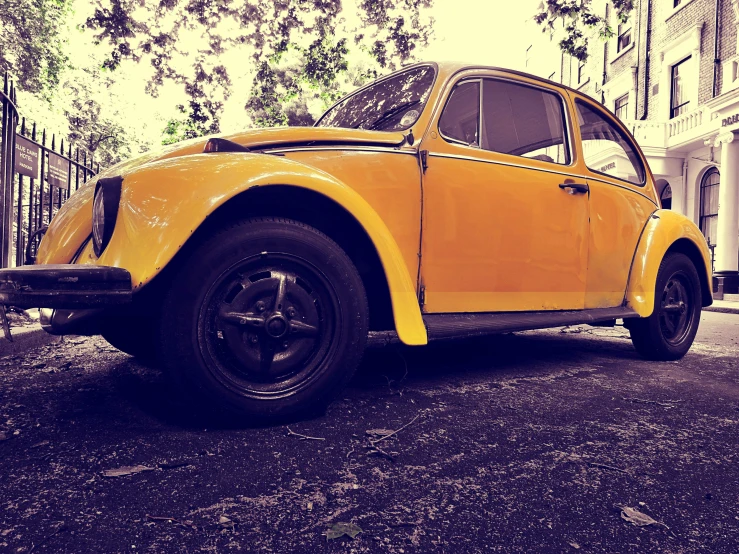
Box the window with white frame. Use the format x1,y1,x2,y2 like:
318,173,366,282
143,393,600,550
617,23,632,52
614,94,629,120
670,56,691,118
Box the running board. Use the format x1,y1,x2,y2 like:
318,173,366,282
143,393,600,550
423,307,638,341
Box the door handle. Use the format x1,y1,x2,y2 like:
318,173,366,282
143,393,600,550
558,182,589,194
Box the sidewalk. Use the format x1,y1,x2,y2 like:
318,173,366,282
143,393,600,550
0,309,58,358
705,295,739,315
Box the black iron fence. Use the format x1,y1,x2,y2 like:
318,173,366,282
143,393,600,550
0,72,99,269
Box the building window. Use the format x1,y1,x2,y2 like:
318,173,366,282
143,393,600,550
670,56,691,118
673,0,682,7
578,61,585,84
700,168,720,247
548,71,556,81
614,94,629,120
525,45,532,68
617,24,632,53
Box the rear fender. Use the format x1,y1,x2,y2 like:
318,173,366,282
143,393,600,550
625,210,713,316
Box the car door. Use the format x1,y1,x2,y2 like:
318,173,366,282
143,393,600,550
571,96,659,309
419,72,590,313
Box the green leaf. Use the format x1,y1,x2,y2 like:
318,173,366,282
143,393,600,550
326,522,362,540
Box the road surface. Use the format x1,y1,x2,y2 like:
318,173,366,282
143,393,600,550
1,312,738,553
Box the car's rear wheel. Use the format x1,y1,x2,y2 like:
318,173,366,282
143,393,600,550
158,217,369,421
627,253,702,360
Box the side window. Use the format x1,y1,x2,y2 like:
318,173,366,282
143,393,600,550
480,80,570,164
439,81,480,146
576,101,646,185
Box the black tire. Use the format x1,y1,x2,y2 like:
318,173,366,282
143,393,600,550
627,253,702,360
101,315,159,361
158,217,369,421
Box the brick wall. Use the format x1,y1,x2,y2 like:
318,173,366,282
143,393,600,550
569,0,738,120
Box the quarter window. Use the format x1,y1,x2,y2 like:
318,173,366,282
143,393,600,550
576,101,646,185
700,167,720,247
614,94,629,120
480,80,570,164
438,81,480,146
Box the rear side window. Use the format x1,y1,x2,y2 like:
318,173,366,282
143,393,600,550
439,81,480,146
576,101,646,185
481,80,570,164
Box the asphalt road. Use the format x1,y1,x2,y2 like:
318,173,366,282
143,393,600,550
1,311,738,553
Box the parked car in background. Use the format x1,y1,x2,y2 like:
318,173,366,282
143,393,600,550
0,62,713,421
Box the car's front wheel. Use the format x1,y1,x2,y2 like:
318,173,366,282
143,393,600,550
626,252,702,360
158,217,369,421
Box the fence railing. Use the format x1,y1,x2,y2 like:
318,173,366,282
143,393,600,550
0,72,99,269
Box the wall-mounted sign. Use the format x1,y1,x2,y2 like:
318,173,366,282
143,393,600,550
600,161,616,172
47,152,69,188
14,136,40,179
721,114,739,126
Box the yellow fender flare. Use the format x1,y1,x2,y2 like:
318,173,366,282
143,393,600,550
41,153,428,346
625,209,713,317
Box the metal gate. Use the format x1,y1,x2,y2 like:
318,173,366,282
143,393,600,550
0,72,99,269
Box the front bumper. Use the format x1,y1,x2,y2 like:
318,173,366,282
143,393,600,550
0,264,132,309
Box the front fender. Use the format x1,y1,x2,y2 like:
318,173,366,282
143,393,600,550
40,153,427,346
625,209,713,317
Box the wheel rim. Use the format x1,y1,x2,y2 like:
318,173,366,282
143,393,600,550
658,271,694,346
197,253,340,399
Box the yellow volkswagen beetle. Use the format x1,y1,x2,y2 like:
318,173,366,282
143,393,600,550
0,62,713,420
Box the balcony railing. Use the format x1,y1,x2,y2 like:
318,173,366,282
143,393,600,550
667,107,706,138
621,106,709,149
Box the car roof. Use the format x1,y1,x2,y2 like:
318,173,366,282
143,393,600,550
414,60,583,97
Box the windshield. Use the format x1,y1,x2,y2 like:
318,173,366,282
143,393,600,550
316,65,436,131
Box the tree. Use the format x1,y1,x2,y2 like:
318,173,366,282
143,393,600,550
0,0,71,97
85,0,435,137
533,0,634,61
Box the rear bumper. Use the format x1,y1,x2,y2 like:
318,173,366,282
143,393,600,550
0,264,132,309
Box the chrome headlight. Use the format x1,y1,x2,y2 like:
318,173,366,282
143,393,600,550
92,176,123,256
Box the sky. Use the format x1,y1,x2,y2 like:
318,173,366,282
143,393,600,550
420,0,541,69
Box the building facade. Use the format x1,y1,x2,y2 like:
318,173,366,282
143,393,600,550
526,0,739,299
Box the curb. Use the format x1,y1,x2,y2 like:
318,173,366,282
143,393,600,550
705,305,739,315
0,324,58,358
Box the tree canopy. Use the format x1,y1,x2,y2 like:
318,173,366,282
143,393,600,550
533,0,634,61
0,0,71,97
85,0,435,140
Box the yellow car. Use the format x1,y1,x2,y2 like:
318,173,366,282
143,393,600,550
0,62,713,420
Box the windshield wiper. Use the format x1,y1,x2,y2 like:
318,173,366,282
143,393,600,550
358,100,421,131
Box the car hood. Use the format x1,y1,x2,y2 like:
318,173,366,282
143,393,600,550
99,127,408,179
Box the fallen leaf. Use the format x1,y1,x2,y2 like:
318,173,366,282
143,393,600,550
366,429,394,438
218,515,233,526
0,432,8,441
102,465,155,478
326,522,362,540
620,506,658,527
31,440,50,448
568,542,581,549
